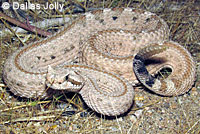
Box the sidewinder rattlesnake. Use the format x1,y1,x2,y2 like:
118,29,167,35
3,8,196,116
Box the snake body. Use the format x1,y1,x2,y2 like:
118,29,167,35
133,42,196,96
46,64,134,116
3,8,196,116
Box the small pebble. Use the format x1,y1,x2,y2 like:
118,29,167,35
69,125,73,131
191,90,198,96
161,109,165,113
159,117,163,121
135,101,144,108
134,109,143,118
118,117,123,122
129,115,137,123
110,127,118,131
144,107,150,110
163,102,170,109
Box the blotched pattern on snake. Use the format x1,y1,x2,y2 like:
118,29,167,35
3,8,196,116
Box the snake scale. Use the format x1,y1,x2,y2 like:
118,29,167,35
3,8,196,116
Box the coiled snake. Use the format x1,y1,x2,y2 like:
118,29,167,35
3,8,196,116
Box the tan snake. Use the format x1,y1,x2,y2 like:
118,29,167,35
3,8,196,116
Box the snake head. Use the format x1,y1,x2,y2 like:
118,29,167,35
46,66,84,92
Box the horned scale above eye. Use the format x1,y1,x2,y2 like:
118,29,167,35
3,8,196,116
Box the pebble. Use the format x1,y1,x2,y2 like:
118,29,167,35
57,103,73,110
163,102,170,109
129,115,137,123
69,125,73,131
191,90,198,96
129,109,144,123
146,109,153,116
134,109,143,118
161,109,165,113
110,127,118,132
118,117,123,122
135,100,144,108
